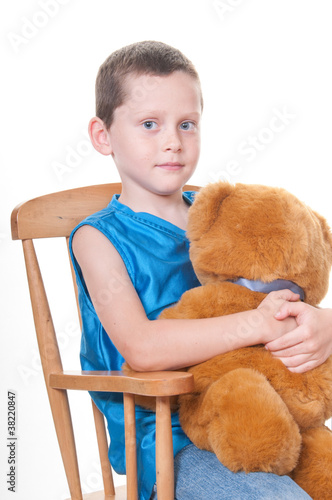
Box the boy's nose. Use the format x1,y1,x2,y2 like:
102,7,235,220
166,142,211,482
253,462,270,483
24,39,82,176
162,130,182,152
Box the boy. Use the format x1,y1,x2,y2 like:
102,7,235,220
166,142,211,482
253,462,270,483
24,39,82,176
70,41,329,499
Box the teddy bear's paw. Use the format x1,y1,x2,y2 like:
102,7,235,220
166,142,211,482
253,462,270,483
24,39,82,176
290,426,332,500
201,368,302,475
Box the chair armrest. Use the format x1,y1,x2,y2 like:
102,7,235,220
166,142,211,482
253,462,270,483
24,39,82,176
49,370,194,396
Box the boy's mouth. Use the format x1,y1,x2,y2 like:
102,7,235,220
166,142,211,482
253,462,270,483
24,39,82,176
156,162,184,170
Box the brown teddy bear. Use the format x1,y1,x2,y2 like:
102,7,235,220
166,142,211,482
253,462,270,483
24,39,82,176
158,182,332,499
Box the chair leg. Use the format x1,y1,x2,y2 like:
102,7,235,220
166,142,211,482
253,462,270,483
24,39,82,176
155,396,174,500
123,393,138,500
91,400,115,497
49,388,83,500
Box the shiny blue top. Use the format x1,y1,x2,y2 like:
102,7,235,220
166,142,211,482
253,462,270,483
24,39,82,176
69,192,200,500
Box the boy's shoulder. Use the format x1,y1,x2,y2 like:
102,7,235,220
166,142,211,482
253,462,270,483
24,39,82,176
71,190,199,241
82,202,115,224
70,198,118,239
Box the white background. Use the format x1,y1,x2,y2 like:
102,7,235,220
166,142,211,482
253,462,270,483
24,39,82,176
1,1,332,498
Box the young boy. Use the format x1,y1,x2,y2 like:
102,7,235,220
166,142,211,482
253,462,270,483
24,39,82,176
70,41,331,499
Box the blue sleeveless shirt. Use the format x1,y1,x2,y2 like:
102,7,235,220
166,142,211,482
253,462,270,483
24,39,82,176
69,192,200,500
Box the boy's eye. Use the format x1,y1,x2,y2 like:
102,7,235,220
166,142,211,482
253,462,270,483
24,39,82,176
180,121,195,131
143,121,157,130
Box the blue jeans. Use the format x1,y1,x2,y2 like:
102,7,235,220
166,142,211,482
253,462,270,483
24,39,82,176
150,444,312,499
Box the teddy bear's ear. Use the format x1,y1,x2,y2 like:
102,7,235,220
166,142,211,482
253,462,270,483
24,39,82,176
187,181,234,241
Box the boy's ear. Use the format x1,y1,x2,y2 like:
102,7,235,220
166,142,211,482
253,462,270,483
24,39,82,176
88,117,113,156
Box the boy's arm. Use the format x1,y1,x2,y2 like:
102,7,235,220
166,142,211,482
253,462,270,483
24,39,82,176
72,225,299,372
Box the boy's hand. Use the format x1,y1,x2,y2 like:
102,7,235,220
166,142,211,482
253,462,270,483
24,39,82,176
265,302,332,373
257,289,300,317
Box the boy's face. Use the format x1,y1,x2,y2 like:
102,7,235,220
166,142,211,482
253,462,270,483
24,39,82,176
105,71,202,197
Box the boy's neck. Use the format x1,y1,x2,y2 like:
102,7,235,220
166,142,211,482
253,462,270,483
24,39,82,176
118,186,189,230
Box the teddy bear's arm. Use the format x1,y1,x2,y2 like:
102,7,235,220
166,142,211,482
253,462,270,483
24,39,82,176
160,282,265,320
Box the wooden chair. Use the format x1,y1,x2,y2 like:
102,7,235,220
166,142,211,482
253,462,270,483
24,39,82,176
11,183,197,500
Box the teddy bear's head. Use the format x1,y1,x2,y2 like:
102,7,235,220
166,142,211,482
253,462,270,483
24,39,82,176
187,182,332,306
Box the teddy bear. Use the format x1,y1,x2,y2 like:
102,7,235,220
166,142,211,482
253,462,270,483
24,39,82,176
156,182,332,499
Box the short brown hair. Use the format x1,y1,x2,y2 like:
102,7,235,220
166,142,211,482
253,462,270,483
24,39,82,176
95,40,203,129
